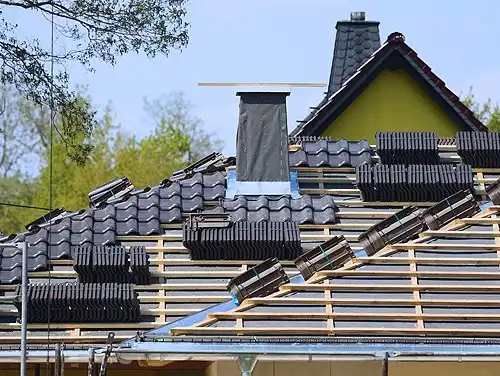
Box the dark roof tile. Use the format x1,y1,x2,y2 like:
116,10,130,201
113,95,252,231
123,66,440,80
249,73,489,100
289,140,372,168
328,19,381,96
214,195,336,224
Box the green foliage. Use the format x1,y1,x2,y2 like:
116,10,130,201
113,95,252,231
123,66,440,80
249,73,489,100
0,90,223,235
0,0,189,164
462,87,500,131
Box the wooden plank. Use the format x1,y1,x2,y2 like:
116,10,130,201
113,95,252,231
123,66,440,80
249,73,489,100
352,256,500,264
301,188,360,195
134,284,227,291
209,311,500,321
298,177,356,183
139,295,228,303
390,243,500,250
299,223,371,230
301,234,358,242
29,270,297,279
324,279,334,331
460,218,500,225
421,230,500,238
331,201,436,207
247,297,500,306
170,326,500,336
143,308,199,315
477,172,487,201
198,82,328,87
318,270,500,278
157,239,166,323
282,283,500,292
335,211,395,219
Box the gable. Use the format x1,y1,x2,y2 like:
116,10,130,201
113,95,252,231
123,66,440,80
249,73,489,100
291,35,486,138
321,68,463,143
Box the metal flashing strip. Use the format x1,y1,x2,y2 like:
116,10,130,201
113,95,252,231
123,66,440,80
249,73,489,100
233,181,291,196
226,170,298,199
124,274,305,345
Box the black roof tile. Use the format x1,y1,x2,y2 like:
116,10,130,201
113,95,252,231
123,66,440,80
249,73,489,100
328,17,381,96
289,140,372,168
211,195,337,224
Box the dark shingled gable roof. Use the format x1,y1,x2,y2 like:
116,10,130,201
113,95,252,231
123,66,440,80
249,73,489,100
290,33,486,137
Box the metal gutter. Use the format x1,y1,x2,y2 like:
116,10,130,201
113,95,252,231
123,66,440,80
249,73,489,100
110,341,500,362
0,350,105,364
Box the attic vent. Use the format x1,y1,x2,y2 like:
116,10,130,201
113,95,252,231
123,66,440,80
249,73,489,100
182,214,302,260
294,236,354,281
487,179,500,205
14,283,141,323
88,177,133,207
25,208,67,231
387,32,405,43
421,190,479,230
227,258,289,304
359,206,423,256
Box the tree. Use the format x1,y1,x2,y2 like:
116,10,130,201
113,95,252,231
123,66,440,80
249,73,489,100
462,87,500,131
143,91,224,163
32,91,223,215
0,0,189,164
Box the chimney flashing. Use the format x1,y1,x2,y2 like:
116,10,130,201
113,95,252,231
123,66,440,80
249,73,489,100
234,91,291,197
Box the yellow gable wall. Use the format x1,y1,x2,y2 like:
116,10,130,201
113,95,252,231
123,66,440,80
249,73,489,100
321,68,463,143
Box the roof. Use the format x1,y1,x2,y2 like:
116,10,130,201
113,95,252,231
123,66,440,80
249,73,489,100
169,203,500,340
0,132,498,355
290,33,487,137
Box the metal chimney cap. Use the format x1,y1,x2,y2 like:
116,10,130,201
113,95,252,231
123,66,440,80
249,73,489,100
350,11,366,21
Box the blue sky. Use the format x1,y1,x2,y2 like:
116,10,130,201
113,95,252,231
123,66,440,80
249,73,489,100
15,1,500,156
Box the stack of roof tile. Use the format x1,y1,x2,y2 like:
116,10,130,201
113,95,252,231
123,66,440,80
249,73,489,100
14,283,141,323
183,217,302,260
73,245,149,284
227,258,289,303
359,206,423,255
0,246,47,284
294,236,354,280
356,164,473,202
289,139,372,167
376,132,439,164
456,131,500,167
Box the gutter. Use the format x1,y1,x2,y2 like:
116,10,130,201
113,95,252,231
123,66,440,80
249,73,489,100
109,341,500,363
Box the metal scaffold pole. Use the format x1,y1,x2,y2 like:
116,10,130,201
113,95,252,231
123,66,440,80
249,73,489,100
20,241,28,376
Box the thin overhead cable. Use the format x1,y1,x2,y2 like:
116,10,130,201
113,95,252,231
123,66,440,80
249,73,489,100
0,202,51,211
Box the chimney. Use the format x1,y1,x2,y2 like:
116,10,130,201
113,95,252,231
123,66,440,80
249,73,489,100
327,11,381,97
234,91,291,196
